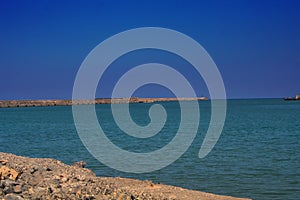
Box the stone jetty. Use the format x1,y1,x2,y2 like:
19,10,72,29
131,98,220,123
0,152,250,200
0,97,208,108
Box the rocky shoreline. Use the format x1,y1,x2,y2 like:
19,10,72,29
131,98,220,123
0,97,208,108
0,152,250,200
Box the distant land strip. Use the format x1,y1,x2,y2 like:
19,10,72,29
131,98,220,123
0,97,208,108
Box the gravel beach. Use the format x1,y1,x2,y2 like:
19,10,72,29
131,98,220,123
0,152,250,200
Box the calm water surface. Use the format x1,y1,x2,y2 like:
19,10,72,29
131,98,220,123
0,99,299,199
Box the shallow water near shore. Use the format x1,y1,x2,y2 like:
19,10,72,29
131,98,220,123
0,99,299,199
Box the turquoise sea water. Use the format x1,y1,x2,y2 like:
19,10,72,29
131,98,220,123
0,99,299,199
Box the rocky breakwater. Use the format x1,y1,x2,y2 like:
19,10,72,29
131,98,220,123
0,152,250,200
0,100,73,108
0,97,208,108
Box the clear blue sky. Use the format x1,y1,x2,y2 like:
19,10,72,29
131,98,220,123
0,0,299,100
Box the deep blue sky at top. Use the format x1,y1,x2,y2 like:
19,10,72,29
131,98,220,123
0,0,299,100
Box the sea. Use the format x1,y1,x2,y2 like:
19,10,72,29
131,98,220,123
0,99,299,200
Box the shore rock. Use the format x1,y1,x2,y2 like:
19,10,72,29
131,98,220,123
0,152,250,200
0,166,19,181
